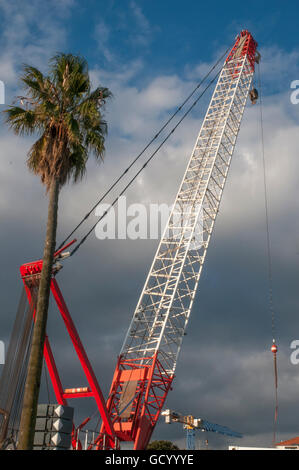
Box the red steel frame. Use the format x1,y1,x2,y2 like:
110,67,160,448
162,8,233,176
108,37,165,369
102,353,173,450
20,248,174,450
226,30,257,72
19,240,116,449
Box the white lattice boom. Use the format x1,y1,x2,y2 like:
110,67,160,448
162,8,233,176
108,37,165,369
104,30,258,450
121,34,257,374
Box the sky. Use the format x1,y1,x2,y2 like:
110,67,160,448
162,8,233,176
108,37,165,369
1,0,299,450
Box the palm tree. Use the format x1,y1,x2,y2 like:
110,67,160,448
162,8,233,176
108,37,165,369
4,53,112,449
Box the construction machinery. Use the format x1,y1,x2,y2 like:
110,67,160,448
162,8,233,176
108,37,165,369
102,30,258,449
0,30,259,450
162,409,242,450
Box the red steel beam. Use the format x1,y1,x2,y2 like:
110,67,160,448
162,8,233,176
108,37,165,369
20,243,116,449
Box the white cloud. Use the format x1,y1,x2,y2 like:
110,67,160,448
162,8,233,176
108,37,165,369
0,0,73,90
90,59,143,89
94,21,115,63
129,0,154,47
258,46,299,91
130,1,150,32
2,46,299,258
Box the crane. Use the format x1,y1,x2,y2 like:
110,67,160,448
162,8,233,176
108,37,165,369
161,409,242,450
0,30,259,451
101,30,259,449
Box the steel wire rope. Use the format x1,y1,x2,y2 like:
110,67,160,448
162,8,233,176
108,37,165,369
57,46,232,251
70,69,223,257
257,62,278,446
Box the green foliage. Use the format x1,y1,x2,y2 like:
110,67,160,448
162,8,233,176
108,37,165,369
147,440,180,450
3,53,112,189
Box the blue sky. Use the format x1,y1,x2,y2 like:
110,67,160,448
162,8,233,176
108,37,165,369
56,0,299,77
1,0,299,97
1,0,299,450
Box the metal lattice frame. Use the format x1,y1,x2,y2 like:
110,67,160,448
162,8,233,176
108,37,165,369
121,54,255,374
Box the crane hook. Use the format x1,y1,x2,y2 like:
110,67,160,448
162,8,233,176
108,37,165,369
250,88,259,104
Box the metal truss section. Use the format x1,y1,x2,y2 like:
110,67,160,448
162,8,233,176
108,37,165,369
121,54,255,375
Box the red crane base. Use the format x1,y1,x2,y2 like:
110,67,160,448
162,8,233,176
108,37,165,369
102,353,173,450
20,242,117,449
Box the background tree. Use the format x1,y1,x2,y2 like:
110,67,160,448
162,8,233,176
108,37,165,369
4,53,112,450
147,440,180,450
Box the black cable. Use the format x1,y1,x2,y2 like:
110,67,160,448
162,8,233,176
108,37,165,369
257,62,279,445
70,69,222,257
58,46,231,250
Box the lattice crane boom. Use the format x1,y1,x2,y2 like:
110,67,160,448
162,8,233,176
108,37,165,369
103,30,258,450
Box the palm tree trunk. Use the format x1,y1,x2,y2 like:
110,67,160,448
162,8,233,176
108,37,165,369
18,177,60,450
